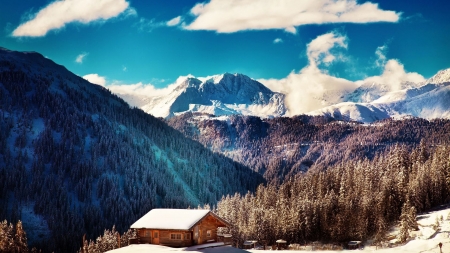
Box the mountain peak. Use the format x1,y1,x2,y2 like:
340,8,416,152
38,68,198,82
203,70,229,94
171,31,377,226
199,72,250,85
140,72,286,118
426,68,450,85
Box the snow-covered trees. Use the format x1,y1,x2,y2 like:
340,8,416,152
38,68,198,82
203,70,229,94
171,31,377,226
216,144,450,246
78,227,136,253
0,220,14,252
14,221,28,253
0,220,31,252
397,200,418,243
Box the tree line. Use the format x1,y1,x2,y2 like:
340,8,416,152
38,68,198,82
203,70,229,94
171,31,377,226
215,142,449,247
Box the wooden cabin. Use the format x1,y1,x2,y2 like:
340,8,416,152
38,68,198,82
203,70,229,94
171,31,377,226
130,209,230,247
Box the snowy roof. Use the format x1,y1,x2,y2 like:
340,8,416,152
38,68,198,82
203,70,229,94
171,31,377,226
131,209,214,230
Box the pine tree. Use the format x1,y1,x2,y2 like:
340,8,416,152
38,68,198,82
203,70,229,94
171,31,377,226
397,200,417,243
0,220,14,252
14,220,29,253
408,205,418,231
397,216,409,243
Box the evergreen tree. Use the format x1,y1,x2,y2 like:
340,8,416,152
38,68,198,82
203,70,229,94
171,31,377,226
14,221,28,253
0,220,14,252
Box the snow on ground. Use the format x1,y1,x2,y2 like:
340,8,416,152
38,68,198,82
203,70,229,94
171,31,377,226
107,243,248,253
109,206,450,253
107,244,183,253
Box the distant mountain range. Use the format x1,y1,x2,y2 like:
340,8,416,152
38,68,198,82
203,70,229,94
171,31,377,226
124,69,450,123
139,73,286,118
311,69,450,122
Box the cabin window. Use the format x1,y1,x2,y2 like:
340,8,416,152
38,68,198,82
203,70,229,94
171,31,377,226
171,233,182,240
206,230,211,237
185,233,191,240
145,231,150,237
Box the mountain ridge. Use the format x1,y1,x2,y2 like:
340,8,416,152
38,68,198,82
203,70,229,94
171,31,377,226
122,68,450,123
138,73,286,118
313,73,450,122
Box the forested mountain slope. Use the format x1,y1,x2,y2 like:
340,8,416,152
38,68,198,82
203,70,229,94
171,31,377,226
0,48,264,252
217,143,450,245
168,113,450,181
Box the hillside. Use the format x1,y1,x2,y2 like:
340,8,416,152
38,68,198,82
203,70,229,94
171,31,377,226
0,48,264,252
168,113,450,181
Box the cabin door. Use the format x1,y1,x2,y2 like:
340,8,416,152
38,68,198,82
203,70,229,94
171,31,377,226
153,230,159,245
193,226,199,244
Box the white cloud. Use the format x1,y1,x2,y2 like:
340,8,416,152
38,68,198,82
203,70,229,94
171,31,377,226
259,32,356,115
109,81,177,97
167,16,182,26
136,16,182,32
136,18,162,32
184,0,400,33
375,44,388,68
306,32,348,68
75,52,88,64
358,59,425,90
83,73,181,107
258,32,424,116
273,38,283,44
355,44,425,90
123,7,138,17
13,0,132,37
284,26,297,34
83,74,106,86
106,80,180,108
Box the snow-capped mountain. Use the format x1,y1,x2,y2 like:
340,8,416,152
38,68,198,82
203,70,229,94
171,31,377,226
344,81,421,103
311,69,450,122
426,68,450,85
139,73,286,118
309,102,390,122
109,63,450,123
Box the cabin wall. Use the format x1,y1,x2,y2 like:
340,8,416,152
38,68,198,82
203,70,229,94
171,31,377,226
137,229,192,247
159,230,192,247
137,229,152,244
197,214,222,244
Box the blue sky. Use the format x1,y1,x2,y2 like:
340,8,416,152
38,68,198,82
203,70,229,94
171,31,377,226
1,0,449,90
